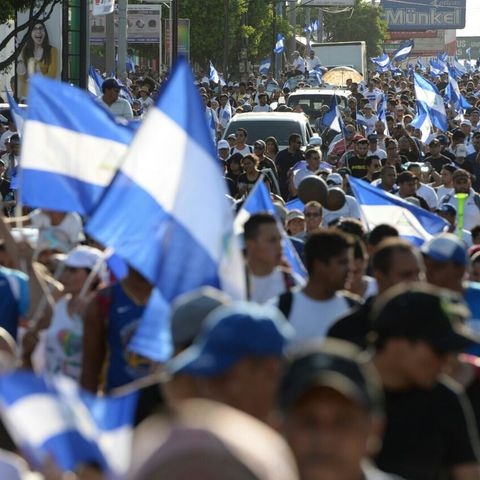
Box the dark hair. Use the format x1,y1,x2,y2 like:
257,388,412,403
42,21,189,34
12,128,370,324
365,155,380,168
471,225,480,241
304,230,354,275
244,213,276,240
288,133,301,145
336,218,365,239
368,224,399,247
305,148,320,160
236,127,248,138
22,21,52,67
242,154,259,167
371,238,413,274
353,237,367,261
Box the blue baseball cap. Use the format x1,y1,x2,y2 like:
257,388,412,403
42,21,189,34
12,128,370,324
168,302,293,377
421,233,468,266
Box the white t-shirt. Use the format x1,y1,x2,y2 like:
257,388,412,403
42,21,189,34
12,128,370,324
273,290,355,347
363,89,382,110
29,209,84,245
440,190,480,231
417,183,438,210
44,296,83,381
368,148,387,160
322,195,361,227
292,56,306,72
231,145,254,157
363,114,378,135
249,268,303,304
253,104,272,112
306,56,321,71
293,167,316,189
436,185,454,200
98,96,134,120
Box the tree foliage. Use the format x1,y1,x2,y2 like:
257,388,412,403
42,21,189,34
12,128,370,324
322,0,387,58
178,0,292,76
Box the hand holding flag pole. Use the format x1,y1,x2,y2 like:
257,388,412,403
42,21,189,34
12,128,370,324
455,193,468,240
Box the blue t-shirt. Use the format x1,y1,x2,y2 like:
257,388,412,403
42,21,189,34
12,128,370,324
0,267,29,339
465,282,480,356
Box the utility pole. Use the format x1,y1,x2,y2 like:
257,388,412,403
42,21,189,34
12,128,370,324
223,0,229,79
117,0,128,80
287,0,296,59
105,11,115,76
172,0,178,61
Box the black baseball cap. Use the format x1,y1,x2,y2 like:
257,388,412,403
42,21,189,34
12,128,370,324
278,340,383,416
370,283,478,353
397,171,416,184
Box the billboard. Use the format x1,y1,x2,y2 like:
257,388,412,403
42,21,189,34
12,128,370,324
380,0,466,31
457,37,480,59
16,3,63,100
90,4,161,44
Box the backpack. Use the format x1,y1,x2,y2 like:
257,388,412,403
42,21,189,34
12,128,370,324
441,192,480,211
277,290,361,319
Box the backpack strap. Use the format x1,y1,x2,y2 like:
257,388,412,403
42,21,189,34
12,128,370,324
341,290,363,309
278,291,294,318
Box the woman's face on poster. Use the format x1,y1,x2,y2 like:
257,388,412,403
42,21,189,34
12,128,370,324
31,23,46,46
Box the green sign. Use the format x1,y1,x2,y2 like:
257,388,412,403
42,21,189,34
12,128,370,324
457,37,480,59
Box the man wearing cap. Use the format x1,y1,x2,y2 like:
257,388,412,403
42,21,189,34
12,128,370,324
98,78,133,120
290,51,306,76
436,205,472,247
421,233,480,338
305,49,321,71
367,134,386,160
361,104,378,136
285,210,306,238
217,139,230,171
138,85,154,109
453,143,474,174
163,287,231,405
363,81,382,111
253,139,277,174
279,340,399,480
439,169,480,231
424,138,451,173
168,302,293,423
370,283,480,480
461,119,475,154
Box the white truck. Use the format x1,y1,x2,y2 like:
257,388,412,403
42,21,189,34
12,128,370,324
310,41,367,78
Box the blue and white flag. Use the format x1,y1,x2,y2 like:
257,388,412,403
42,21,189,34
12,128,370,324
222,97,232,124
445,66,472,112
392,40,414,63
429,59,446,77
21,75,135,215
451,57,467,78
88,66,102,97
349,176,447,246
466,47,472,61
411,102,433,143
312,19,320,31
274,34,284,54
370,52,390,68
322,95,347,135
7,92,26,135
308,68,323,86
235,180,307,279
355,111,368,128
259,57,271,75
416,58,427,73
377,93,387,125
0,371,137,478
413,72,448,132
209,61,220,83
438,51,448,62
86,57,246,302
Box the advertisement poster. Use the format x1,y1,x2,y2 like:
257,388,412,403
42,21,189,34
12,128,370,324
16,2,62,100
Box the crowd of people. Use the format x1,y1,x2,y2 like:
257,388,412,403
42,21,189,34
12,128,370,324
2,51,480,480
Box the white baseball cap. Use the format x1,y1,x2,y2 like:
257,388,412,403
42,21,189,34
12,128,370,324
217,140,230,150
62,246,104,269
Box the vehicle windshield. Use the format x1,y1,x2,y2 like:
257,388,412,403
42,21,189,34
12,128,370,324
224,120,304,146
287,94,348,125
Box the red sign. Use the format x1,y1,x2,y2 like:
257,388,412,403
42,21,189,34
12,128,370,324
388,30,438,40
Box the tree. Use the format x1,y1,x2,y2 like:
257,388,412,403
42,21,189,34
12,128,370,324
0,0,62,72
322,0,387,58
